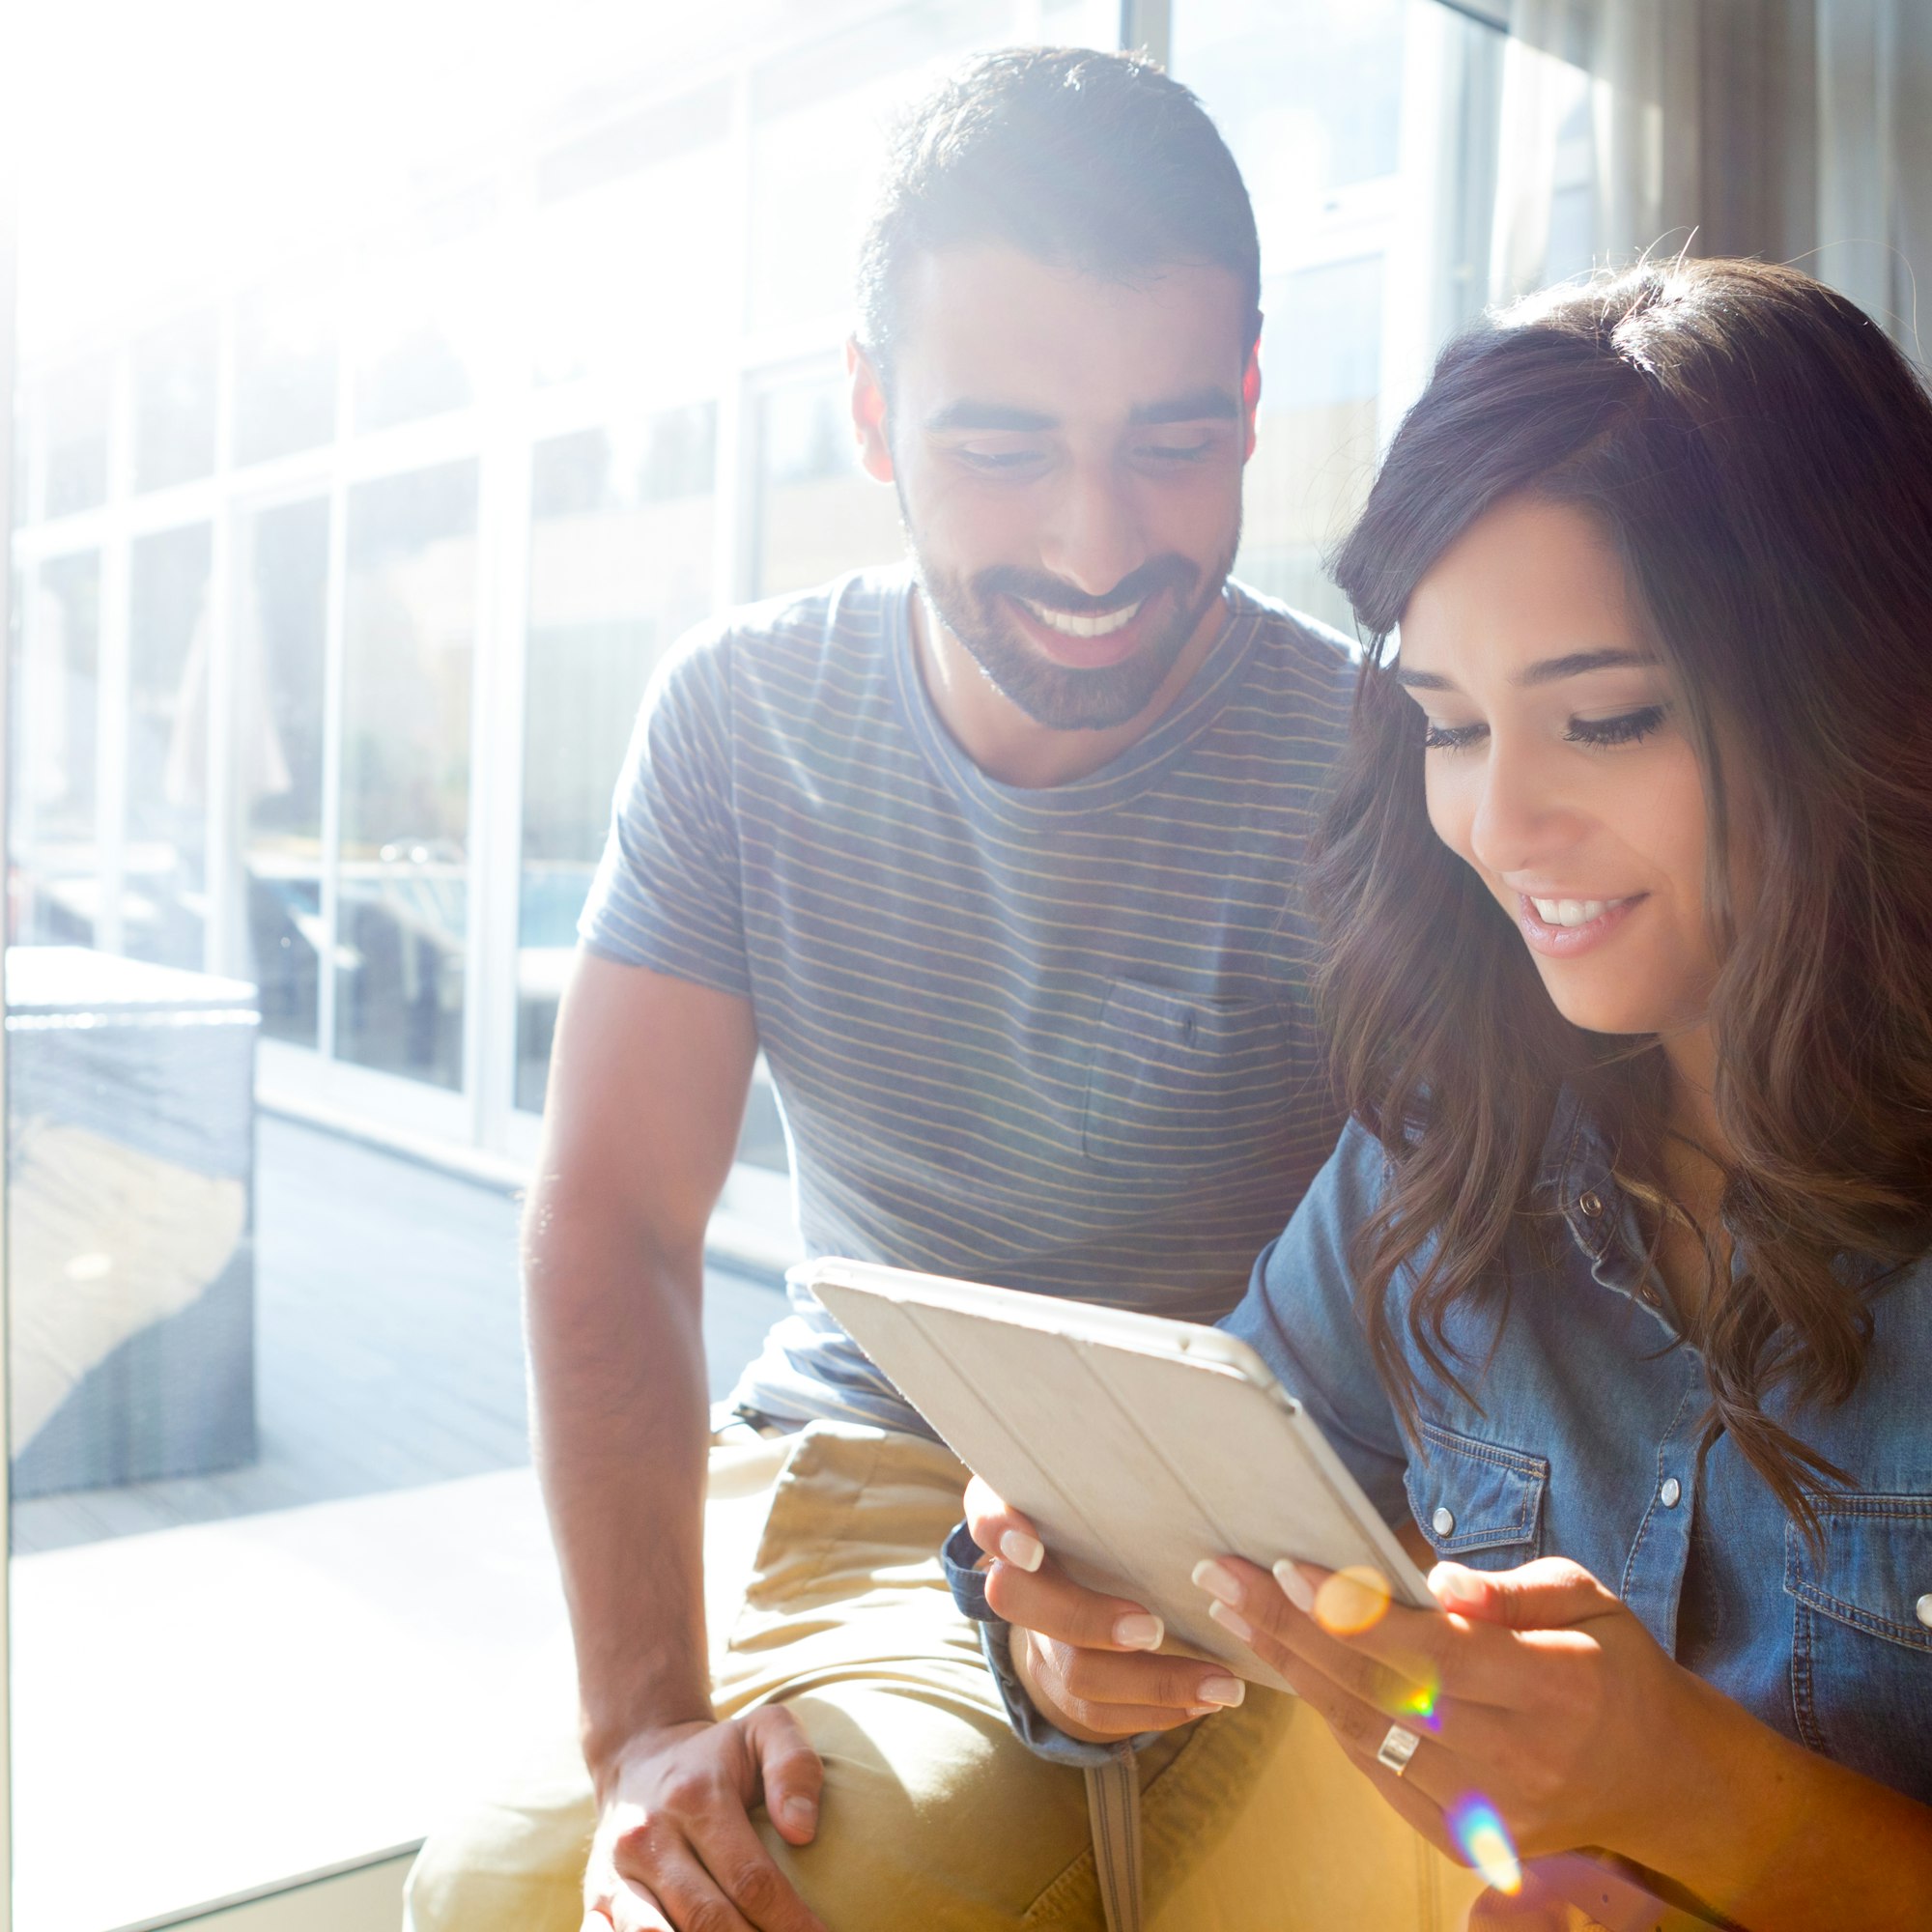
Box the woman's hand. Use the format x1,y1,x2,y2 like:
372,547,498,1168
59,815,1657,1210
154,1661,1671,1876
965,1476,1250,1743
1190,1550,1696,1867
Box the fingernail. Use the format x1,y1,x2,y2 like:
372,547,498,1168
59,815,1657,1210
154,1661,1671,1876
1114,1612,1164,1650
1272,1559,1317,1613
1199,1674,1246,1707
1207,1597,1254,1643
783,1796,817,1828
1191,1557,1242,1605
1186,1704,1218,1719
1001,1529,1044,1573
1430,1562,1481,1607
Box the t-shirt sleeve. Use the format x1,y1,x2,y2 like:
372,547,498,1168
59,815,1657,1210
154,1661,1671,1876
1220,1120,1413,1525
577,624,752,999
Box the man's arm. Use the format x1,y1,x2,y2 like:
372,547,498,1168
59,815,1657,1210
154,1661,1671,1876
526,951,822,1932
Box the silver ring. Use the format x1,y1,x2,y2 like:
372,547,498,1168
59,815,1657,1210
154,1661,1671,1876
1376,1721,1421,1776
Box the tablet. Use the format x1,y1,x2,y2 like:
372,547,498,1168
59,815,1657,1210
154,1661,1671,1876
804,1258,1435,1690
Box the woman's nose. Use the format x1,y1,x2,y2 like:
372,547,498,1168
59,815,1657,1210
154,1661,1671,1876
1466,739,1571,875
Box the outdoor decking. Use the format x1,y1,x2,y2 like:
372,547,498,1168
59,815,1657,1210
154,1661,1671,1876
12,1114,789,1556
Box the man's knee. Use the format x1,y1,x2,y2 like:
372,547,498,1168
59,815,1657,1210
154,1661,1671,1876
758,1684,1098,1931
403,1782,592,1932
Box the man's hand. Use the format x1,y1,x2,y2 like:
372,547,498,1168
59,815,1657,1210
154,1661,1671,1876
582,1712,828,1932
964,1477,1249,1744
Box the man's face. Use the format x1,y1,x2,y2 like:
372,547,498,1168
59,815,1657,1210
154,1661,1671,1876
855,244,1256,731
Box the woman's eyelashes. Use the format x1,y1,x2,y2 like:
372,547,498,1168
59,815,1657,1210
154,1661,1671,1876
1564,703,1668,748
1420,703,1671,753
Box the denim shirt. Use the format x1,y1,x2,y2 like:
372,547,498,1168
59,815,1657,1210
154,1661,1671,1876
1224,1096,1932,1808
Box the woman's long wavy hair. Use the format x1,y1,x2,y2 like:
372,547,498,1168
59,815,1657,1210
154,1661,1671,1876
1319,259,1932,1525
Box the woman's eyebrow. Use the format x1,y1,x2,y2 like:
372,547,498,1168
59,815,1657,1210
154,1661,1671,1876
1515,647,1659,686
1392,647,1658,694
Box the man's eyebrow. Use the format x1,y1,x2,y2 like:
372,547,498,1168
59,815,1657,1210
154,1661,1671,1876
924,400,1058,433
1392,647,1659,693
1126,386,1241,425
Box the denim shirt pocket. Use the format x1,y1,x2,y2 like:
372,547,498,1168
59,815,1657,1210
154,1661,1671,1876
1783,1495,1932,1805
1405,1421,1549,1571
1080,980,1301,1177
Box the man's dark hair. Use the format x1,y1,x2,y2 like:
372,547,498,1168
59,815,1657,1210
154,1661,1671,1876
855,46,1261,388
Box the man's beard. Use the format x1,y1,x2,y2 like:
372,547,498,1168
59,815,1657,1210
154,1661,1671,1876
904,509,1240,732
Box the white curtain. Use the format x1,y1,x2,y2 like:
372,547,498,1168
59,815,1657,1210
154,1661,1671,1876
1492,0,1703,301
1492,0,1932,349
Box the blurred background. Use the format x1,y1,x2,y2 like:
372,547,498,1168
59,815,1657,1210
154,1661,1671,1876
2,2,1927,1927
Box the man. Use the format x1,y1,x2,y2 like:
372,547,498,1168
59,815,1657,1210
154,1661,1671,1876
408,46,1376,1932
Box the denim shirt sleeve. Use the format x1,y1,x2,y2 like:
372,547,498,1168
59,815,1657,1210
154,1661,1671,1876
1220,1120,1413,1525
940,1520,1158,1768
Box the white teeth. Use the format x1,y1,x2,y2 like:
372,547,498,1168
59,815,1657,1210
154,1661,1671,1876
1023,597,1143,639
1530,896,1623,927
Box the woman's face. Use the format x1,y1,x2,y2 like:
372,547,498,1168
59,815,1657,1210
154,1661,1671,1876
1395,495,1719,1039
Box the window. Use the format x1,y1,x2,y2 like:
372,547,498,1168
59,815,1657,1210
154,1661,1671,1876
336,463,478,1089
1175,0,1505,632
14,551,101,945
237,495,330,1046
518,409,718,1111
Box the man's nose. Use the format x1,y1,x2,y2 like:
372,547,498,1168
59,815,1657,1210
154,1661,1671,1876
1036,462,1148,597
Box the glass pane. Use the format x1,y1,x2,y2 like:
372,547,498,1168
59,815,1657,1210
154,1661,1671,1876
237,497,330,1046
531,143,736,391
1237,256,1384,623
336,461,477,1089
132,310,218,493
14,553,101,945
518,410,717,1111
42,357,112,517
235,274,339,465
1172,0,1407,210
126,523,213,970
745,1,987,335
349,215,495,433
1177,0,1502,633
751,367,902,600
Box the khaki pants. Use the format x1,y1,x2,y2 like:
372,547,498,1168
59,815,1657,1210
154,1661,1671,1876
405,1423,1485,1931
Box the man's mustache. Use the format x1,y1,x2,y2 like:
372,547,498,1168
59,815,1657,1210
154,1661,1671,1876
972,556,1198,616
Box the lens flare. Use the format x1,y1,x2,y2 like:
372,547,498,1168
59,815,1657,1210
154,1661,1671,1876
1394,1672,1440,1730
1446,1795,1522,1896
1313,1564,1392,1636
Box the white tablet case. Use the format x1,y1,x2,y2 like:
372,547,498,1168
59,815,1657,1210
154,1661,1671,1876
805,1259,1433,1690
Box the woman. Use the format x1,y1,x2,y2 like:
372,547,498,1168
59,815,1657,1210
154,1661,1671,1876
970,259,1932,1927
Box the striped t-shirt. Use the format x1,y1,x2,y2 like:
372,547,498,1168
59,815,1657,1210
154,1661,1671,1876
580,566,1354,1435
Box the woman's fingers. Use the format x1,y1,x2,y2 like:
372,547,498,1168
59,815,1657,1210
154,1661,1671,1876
962,1474,1045,1572
982,1550,1166,1653
1019,1627,1243,1735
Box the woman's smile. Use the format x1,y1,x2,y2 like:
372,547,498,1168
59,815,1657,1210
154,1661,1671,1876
1514,890,1647,956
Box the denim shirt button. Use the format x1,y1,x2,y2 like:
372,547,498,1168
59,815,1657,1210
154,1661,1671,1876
1660,1477,1682,1508
1432,1506,1456,1537
1578,1190,1604,1217
1918,1593,1932,1630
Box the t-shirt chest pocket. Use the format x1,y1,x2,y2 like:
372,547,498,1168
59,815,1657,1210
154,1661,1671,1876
1405,1421,1549,1570
1784,1496,1932,1806
1079,979,1304,1179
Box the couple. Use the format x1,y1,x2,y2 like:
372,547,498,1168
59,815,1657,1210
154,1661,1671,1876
410,46,1932,1932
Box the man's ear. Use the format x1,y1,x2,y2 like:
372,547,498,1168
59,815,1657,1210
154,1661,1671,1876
1241,337,1263,464
847,338,895,483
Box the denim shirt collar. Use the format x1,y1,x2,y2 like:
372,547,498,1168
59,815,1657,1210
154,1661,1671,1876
1530,1085,1684,1336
